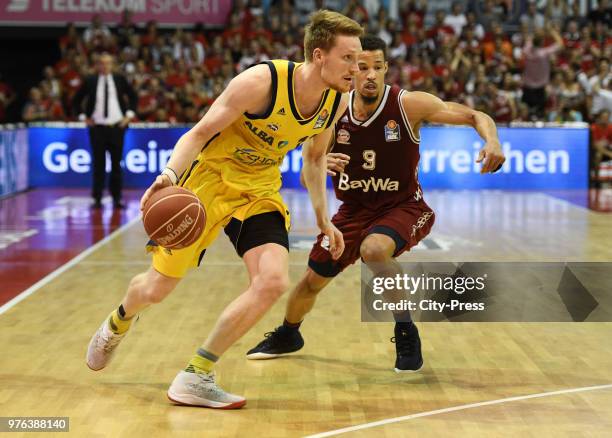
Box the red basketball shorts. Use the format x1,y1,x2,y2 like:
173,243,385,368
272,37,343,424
308,199,435,277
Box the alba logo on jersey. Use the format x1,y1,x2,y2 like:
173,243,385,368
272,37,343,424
338,173,399,192
244,121,274,146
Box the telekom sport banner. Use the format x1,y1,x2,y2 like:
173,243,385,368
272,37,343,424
0,0,231,26
26,124,589,190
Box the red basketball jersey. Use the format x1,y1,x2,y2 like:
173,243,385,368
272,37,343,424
331,85,423,210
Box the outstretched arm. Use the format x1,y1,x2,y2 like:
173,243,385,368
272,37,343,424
299,128,350,187
549,24,564,49
140,64,272,209
404,91,506,173
301,95,350,260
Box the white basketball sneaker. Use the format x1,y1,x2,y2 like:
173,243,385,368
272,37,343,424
86,316,131,371
167,370,246,409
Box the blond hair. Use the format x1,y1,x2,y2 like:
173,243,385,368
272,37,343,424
304,10,363,62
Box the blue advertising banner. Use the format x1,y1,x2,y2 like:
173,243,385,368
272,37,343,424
28,125,589,190
418,127,589,189
0,127,28,197
28,126,186,188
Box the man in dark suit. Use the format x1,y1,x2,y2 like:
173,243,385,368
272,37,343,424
73,53,137,209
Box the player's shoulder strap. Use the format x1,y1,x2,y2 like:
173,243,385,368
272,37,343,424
325,89,343,129
327,125,337,153
246,60,342,126
243,60,281,120
397,88,421,144
285,60,341,126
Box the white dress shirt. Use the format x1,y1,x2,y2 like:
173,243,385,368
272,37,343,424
444,14,467,37
92,74,124,125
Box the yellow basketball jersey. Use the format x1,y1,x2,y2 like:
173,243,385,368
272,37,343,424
152,61,342,276
192,60,342,196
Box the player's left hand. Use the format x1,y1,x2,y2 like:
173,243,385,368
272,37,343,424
326,153,350,176
319,220,345,260
476,141,505,173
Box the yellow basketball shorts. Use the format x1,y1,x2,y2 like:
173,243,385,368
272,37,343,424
147,166,291,278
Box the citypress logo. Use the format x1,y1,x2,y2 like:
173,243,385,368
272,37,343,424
7,0,29,12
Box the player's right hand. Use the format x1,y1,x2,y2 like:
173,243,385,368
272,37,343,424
319,220,345,260
326,153,350,176
476,141,505,174
140,174,173,211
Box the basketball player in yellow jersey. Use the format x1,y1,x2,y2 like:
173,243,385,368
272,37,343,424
86,10,363,409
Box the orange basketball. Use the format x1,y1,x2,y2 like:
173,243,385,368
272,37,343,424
142,186,205,249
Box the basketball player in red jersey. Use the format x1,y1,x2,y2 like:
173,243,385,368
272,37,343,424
247,35,505,372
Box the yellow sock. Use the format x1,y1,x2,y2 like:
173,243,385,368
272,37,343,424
185,349,218,374
108,309,134,334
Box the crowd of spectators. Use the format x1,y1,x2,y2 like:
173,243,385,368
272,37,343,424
6,0,612,128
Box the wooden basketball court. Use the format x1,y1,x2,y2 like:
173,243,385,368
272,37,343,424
1,189,611,436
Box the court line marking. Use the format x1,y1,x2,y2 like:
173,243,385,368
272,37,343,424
306,383,612,437
0,216,141,316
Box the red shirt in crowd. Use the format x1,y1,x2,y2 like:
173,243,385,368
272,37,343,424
592,123,612,144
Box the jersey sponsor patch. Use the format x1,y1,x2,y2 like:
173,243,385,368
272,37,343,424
244,120,274,145
336,128,350,144
233,147,283,167
338,173,400,192
384,119,400,142
313,109,329,129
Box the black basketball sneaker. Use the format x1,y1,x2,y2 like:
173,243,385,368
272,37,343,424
246,326,305,359
391,323,423,373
